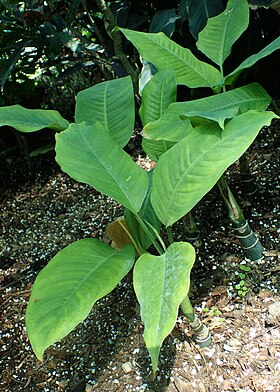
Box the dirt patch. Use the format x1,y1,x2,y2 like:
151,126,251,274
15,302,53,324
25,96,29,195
0,123,279,392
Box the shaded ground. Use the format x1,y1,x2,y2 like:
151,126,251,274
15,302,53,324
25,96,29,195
0,122,279,392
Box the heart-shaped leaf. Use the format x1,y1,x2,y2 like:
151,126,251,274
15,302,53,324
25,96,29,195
133,242,195,374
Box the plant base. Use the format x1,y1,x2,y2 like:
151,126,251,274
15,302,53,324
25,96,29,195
189,314,212,347
234,220,264,262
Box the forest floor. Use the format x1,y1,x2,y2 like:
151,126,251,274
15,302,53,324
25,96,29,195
0,121,279,392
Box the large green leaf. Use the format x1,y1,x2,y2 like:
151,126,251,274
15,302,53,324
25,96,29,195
142,138,175,162
144,117,193,142
149,9,180,37
145,83,271,136
75,76,134,147
133,242,195,374
26,239,135,360
151,110,277,226
139,69,177,126
180,106,239,129
119,28,222,88
0,105,69,132
179,0,224,39
197,0,249,68
224,36,280,86
144,83,271,142
55,122,148,213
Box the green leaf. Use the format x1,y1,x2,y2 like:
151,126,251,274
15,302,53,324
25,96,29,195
55,122,149,213
142,138,175,162
224,36,280,85
146,83,271,135
29,144,54,157
0,105,69,132
240,265,250,272
143,117,193,142
197,0,249,68
180,106,239,129
139,69,177,126
149,9,180,37
75,76,134,147
133,242,195,374
119,28,222,88
0,40,30,87
139,60,157,96
180,0,224,39
26,238,135,360
143,83,271,141
151,110,277,226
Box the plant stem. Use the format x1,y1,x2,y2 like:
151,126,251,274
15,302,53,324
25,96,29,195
135,214,164,255
95,0,138,86
239,152,259,197
182,212,200,242
217,175,264,262
181,296,211,347
144,219,166,252
166,226,174,245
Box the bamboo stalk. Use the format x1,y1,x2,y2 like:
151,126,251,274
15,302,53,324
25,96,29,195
182,212,200,242
181,296,211,348
217,175,264,262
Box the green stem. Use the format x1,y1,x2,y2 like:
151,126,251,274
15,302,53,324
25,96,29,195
183,212,200,242
217,175,264,262
166,226,174,245
181,296,211,347
218,175,246,223
144,219,166,252
239,153,259,197
181,295,195,321
135,214,164,255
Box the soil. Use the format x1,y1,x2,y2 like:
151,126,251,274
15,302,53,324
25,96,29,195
0,121,279,392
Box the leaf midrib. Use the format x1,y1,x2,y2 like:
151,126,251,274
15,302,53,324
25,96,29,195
162,118,257,220
79,126,137,211
143,33,219,85
43,251,125,342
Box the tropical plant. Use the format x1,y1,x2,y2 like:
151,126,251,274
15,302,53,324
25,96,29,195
0,75,211,374
0,75,277,374
119,0,280,261
0,0,279,375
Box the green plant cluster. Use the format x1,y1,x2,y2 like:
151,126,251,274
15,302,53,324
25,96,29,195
235,264,251,297
0,0,279,374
